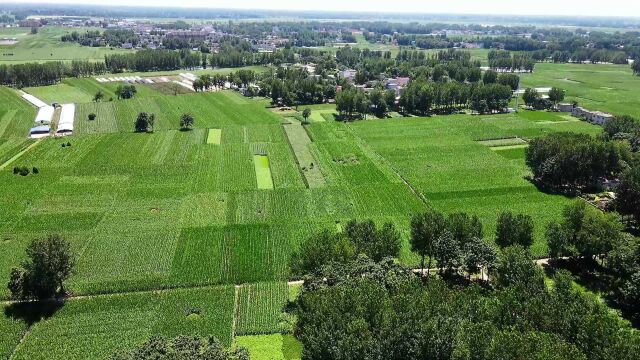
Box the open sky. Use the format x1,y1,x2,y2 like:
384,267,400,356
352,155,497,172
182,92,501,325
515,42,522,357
8,0,640,18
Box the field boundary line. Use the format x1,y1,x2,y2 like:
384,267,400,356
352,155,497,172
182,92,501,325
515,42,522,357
232,284,240,342
343,123,431,208
0,139,42,171
8,326,32,360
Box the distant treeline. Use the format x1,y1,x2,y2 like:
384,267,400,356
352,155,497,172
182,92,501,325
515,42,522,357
104,49,200,73
0,60,106,88
488,50,535,72
61,29,138,48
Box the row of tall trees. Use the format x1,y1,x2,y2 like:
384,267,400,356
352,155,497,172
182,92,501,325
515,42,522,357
488,50,535,72
0,61,107,88
292,221,640,360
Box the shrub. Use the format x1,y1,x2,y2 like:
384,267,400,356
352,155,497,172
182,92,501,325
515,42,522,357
32,167,39,174
88,113,96,120
13,166,19,174
18,167,30,176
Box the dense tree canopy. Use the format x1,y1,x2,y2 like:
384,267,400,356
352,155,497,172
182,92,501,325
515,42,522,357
293,252,640,360
525,132,631,190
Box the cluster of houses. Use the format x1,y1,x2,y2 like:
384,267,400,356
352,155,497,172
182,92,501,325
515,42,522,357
557,103,615,125
338,69,411,97
22,92,75,139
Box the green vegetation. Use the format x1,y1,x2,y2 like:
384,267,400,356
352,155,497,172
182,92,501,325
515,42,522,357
9,286,235,360
0,26,134,64
254,155,274,190
207,128,222,145
521,63,640,118
1,58,635,358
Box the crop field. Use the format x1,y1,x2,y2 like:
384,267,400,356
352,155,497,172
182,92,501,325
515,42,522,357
521,62,640,118
0,79,608,357
235,282,289,336
350,111,601,256
236,334,302,360
0,26,134,64
6,286,235,360
0,87,36,139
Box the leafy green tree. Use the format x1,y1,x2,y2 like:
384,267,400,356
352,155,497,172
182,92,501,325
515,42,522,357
497,73,520,90
522,87,541,107
410,210,446,275
632,60,640,76
93,90,104,102
8,235,75,300
134,112,152,133
343,220,401,262
112,335,248,360
483,69,498,84
433,230,461,274
548,87,565,108
179,113,195,130
115,84,137,100
546,221,574,258
462,237,497,278
302,108,311,124
289,230,355,276
495,211,534,249
446,212,483,247
492,246,544,290
615,166,640,224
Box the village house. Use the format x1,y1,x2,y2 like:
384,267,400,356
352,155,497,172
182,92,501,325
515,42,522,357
385,77,411,96
338,69,357,83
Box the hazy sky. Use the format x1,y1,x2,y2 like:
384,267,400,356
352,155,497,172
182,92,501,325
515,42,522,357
8,0,640,18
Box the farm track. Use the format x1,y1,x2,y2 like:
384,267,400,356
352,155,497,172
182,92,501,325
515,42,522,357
0,138,42,170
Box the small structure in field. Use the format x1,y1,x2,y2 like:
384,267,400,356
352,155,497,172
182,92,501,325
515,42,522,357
571,107,614,125
29,125,51,139
34,106,54,125
557,103,574,112
56,103,75,136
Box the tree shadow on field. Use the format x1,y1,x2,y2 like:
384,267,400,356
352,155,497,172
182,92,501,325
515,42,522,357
4,300,65,326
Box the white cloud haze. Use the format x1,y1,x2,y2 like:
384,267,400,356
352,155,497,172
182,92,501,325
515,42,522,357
6,0,640,18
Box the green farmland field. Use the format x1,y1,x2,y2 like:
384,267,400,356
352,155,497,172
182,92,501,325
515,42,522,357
521,62,640,118
0,26,134,64
0,80,606,358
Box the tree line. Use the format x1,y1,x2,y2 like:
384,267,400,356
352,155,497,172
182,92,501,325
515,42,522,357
290,211,640,360
0,61,107,88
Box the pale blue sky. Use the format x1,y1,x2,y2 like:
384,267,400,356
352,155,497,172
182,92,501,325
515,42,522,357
8,0,640,18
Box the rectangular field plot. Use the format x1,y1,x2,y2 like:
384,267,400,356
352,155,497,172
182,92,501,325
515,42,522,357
73,91,281,135
8,286,235,360
283,122,325,188
236,334,302,360
170,224,300,286
235,282,289,335
207,128,222,144
254,155,274,190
